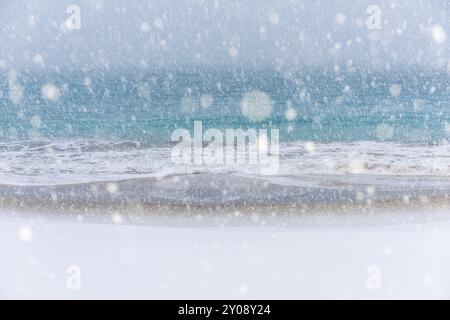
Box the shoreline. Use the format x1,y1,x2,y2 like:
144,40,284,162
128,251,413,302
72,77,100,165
0,172,448,227
1,197,450,230
0,173,448,205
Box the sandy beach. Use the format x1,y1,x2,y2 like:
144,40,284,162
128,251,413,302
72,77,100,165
0,172,448,299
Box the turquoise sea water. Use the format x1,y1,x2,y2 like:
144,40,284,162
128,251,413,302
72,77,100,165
0,69,449,144
0,68,448,186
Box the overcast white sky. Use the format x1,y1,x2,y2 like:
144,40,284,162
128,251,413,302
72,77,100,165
0,0,449,71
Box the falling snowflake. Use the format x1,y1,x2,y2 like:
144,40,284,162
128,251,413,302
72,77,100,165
240,91,273,122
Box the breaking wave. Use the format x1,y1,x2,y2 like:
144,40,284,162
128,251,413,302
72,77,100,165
0,139,448,186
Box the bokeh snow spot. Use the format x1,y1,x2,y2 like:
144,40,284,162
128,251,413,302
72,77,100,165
268,12,280,25
30,116,42,129
200,95,214,109
348,159,366,174
376,124,394,141
18,226,33,242
389,84,401,97
228,46,238,57
181,95,199,113
8,70,24,104
106,183,119,194
240,91,273,122
239,284,248,294
9,84,24,104
42,83,61,102
304,142,316,153
136,82,151,98
445,122,450,134
285,106,297,121
112,213,123,224
33,54,44,67
140,22,151,32
431,25,446,44
336,13,346,25
153,17,164,30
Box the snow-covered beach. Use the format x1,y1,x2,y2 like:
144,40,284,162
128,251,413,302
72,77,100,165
0,171,449,299
1,202,450,299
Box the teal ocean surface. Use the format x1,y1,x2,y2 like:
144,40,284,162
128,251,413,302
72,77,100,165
0,69,449,144
0,69,449,187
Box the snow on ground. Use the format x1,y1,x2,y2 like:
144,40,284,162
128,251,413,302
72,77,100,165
1,207,450,299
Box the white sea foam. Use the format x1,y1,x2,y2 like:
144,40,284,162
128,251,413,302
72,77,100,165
0,140,448,186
